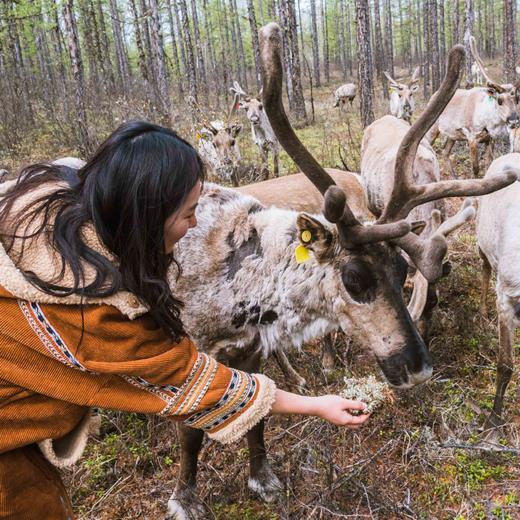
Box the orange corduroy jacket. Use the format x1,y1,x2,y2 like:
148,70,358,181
0,178,276,467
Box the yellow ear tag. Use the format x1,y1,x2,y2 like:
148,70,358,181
301,230,312,243
195,132,202,140
295,244,310,264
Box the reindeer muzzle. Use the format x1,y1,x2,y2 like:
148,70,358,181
507,115,520,129
377,349,433,388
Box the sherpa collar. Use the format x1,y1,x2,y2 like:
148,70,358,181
0,178,148,319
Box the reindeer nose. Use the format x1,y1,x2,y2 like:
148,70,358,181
250,116,260,124
507,114,520,128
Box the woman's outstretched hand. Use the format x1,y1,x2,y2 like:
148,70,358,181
271,389,370,429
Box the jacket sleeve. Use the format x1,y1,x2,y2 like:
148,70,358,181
10,298,277,445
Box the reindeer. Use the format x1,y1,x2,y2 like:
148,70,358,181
189,96,244,187
230,81,281,180
428,36,520,178
333,83,357,110
477,152,520,432
383,67,420,123
471,61,485,86
236,168,370,382
165,24,518,520
361,115,476,339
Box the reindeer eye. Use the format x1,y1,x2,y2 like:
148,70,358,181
498,98,504,105
230,139,236,146
341,259,376,303
258,104,263,110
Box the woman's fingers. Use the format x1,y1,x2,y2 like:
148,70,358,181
342,412,370,426
341,398,368,411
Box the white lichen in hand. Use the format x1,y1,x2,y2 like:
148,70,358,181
340,375,393,414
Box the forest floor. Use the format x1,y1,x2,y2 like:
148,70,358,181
4,66,520,519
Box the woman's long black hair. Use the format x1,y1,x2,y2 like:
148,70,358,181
0,120,205,341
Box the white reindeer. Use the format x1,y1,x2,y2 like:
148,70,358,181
471,61,485,86
230,81,280,180
165,25,519,520
384,67,420,123
333,83,357,110
428,36,520,178
477,152,520,431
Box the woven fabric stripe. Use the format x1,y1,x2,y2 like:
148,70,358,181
18,300,86,371
184,370,257,431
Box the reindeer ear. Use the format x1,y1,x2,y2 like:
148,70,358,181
296,213,336,262
230,124,242,138
199,128,215,140
410,220,427,235
410,84,420,93
238,100,247,109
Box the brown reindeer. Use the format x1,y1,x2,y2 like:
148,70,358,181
166,26,518,519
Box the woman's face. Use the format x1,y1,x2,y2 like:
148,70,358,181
163,181,202,252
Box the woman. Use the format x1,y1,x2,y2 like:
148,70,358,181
0,121,369,519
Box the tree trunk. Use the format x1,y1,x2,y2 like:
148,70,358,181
439,0,446,76
384,0,394,77
310,0,321,87
179,0,198,100
149,0,171,122
191,0,209,102
166,0,184,95
321,0,329,83
430,0,440,91
464,0,474,83
62,0,92,155
373,0,387,97
231,0,249,90
356,0,374,127
454,0,461,43
109,0,131,93
504,0,516,82
247,0,263,91
424,0,431,97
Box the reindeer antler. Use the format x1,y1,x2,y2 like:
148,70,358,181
230,81,250,101
410,67,420,85
383,71,401,88
469,36,505,92
259,22,410,247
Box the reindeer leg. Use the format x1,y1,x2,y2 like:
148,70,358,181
484,312,513,431
321,332,336,372
479,247,492,318
260,148,269,180
442,138,456,178
273,151,280,177
484,138,494,171
469,139,480,177
167,425,206,519
230,352,283,503
273,350,307,392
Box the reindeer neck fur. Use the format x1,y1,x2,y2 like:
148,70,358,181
172,184,341,359
252,111,278,151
